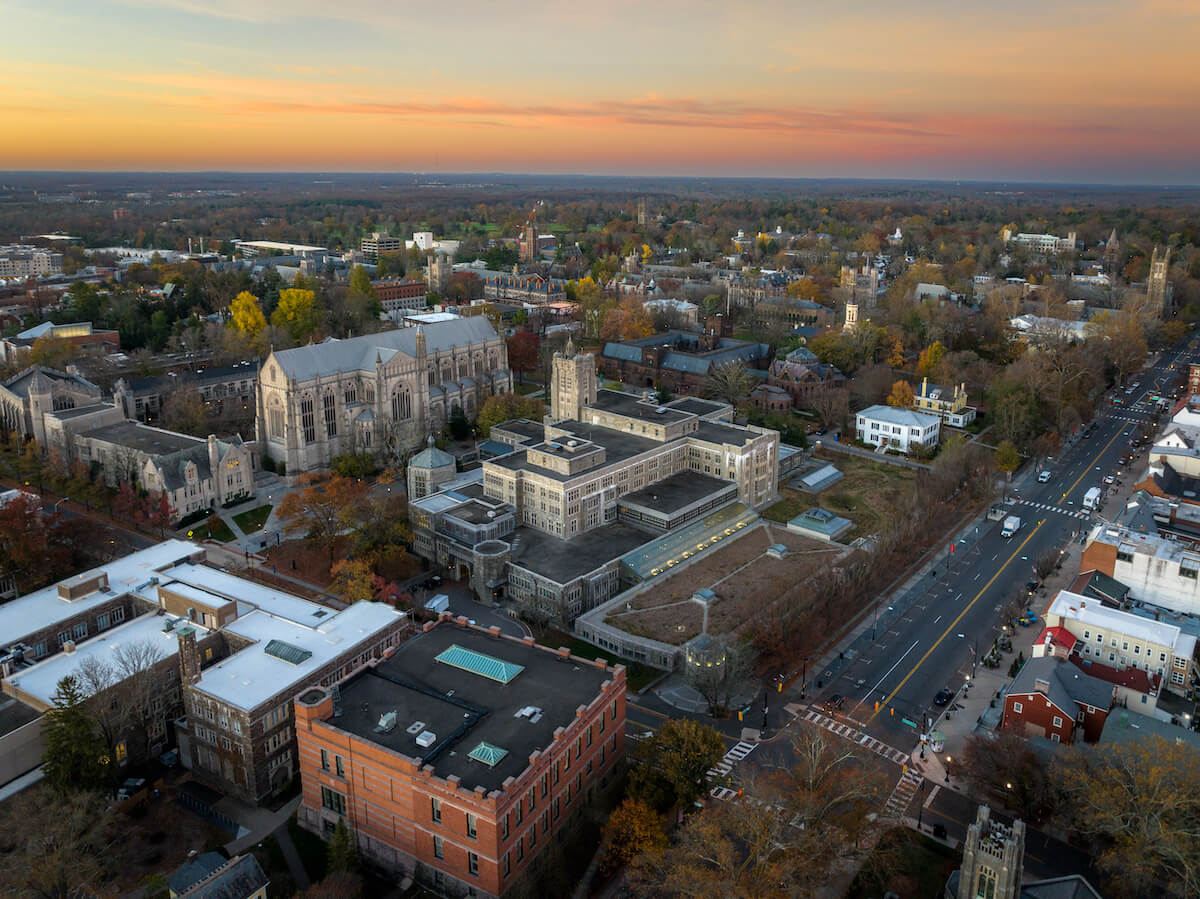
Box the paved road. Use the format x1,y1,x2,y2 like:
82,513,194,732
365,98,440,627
816,342,1200,748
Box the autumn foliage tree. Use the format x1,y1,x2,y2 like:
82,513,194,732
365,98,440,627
276,474,369,566
230,290,267,352
506,331,541,382
886,380,914,408
916,340,945,377
600,299,655,341
600,798,666,879
994,439,1022,475
628,718,725,812
271,287,321,344
476,393,546,437
1057,736,1200,896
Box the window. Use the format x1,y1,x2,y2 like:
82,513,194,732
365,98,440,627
528,788,535,812
433,835,443,859
335,756,344,777
467,813,477,839
112,607,124,623
529,823,536,847
323,392,337,437
553,761,560,785
321,749,329,771
344,384,357,405
553,796,560,821
1013,701,1023,713
73,622,87,640
268,405,283,439
431,797,441,823
468,852,479,876
610,699,618,721
501,814,509,840
58,631,69,646
97,613,109,630
1083,630,1090,640
115,741,127,763
300,397,316,443
391,389,412,421
515,801,523,825
320,786,346,815
1052,716,1063,728
1134,645,1141,655
586,727,593,748
516,836,524,862
541,810,549,834
503,852,511,877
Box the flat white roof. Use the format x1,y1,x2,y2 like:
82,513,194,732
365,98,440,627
1049,590,1194,655
194,602,404,711
235,240,326,253
404,312,461,323
162,563,331,627
6,613,208,707
0,540,200,646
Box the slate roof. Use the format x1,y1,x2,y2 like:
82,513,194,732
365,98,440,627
270,317,498,381
1,364,99,398
176,854,269,899
1009,656,1113,714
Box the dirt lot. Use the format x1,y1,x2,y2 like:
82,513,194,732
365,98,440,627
764,449,917,536
604,524,843,645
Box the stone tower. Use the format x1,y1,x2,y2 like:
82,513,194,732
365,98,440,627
843,302,859,333
426,251,453,295
1148,245,1172,317
958,805,1025,899
550,337,597,423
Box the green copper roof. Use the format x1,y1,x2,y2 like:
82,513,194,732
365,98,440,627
435,643,524,684
467,741,510,767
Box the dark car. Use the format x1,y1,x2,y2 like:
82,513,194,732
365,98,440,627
823,694,846,712
934,689,954,706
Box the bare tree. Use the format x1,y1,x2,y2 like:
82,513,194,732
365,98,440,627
704,361,752,407
74,639,166,762
683,636,752,717
810,387,849,430
0,787,117,897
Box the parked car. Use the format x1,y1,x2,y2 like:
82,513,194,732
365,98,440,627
934,689,954,707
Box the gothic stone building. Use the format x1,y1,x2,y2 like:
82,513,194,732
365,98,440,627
257,318,511,473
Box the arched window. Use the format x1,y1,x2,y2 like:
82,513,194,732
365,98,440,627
391,389,412,421
268,399,284,440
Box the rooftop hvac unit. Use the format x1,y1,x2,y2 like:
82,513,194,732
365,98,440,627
374,711,398,733
415,730,437,749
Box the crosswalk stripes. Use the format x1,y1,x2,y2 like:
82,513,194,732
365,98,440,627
707,740,759,800
801,709,909,766
1012,498,1089,520
884,767,925,818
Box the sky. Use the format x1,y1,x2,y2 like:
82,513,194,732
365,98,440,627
3,0,1199,183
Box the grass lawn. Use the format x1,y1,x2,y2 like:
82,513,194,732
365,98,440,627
514,381,544,396
233,504,273,533
188,517,236,542
764,450,917,536
538,626,661,691
846,827,960,899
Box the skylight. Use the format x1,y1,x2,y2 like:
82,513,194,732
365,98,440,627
468,741,509,767
435,643,524,684
264,639,313,665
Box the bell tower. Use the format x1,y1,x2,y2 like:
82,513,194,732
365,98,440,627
550,337,597,423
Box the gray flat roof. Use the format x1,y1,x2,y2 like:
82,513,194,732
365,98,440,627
0,694,41,737
591,389,692,424
490,422,661,482
491,418,545,443
668,397,727,416
332,623,615,793
511,523,649,584
81,420,202,455
47,403,114,420
694,420,757,446
618,471,733,515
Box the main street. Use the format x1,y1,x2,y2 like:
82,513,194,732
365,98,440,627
814,341,1200,748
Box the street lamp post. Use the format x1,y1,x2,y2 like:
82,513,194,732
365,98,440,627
53,496,69,514
800,657,808,699
917,778,928,831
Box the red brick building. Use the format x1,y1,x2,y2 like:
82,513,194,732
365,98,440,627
295,618,626,897
1002,656,1114,744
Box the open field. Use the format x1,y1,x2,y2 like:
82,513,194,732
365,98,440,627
764,448,917,536
604,524,842,645
232,504,272,533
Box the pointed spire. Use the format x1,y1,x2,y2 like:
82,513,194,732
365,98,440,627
565,335,576,357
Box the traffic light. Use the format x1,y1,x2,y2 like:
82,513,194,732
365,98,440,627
890,706,894,716
874,701,880,711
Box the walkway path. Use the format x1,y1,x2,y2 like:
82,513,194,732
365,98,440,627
272,820,312,892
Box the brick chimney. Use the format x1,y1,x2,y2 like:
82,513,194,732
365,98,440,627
177,625,201,685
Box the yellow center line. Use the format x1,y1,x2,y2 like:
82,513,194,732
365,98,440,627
865,519,1046,725
1059,423,1126,504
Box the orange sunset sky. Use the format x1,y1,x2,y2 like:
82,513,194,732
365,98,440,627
3,0,1199,183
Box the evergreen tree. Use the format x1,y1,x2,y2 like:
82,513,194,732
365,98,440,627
43,675,108,794
326,818,359,873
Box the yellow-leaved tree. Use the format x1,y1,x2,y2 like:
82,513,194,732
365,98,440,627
230,291,267,350
886,380,914,408
271,288,321,344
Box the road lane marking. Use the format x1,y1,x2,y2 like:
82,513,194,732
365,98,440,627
866,519,1046,725
861,639,920,705
1060,424,1125,503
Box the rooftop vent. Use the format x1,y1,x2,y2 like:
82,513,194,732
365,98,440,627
374,711,398,733
415,730,437,749
405,719,426,735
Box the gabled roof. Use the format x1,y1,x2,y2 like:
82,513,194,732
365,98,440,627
856,404,941,429
1009,656,1113,714
269,317,499,381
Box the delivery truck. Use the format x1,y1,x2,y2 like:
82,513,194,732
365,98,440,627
424,593,450,614
1001,515,1022,538
1083,487,1103,511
